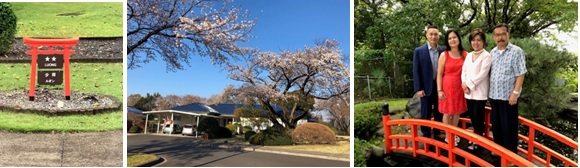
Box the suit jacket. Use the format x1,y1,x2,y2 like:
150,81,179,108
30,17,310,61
413,44,445,96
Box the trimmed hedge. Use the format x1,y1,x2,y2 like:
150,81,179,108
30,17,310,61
244,131,256,140
0,2,16,55
292,123,336,144
129,125,140,133
225,124,237,135
198,117,219,133
249,132,263,145
243,126,253,133
208,127,232,139
248,127,293,146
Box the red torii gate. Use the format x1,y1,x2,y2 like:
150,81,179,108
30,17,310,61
23,37,79,101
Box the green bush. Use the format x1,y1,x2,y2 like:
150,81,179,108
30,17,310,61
198,117,219,133
128,125,140,133
263,134,293,146
208,127,232,139
354,101,382,140
354,138,370,167
249,132,263,145
244,131,256,140
0,3,16,55
225,124,237,135
509,38,576,119
292,123,336,144
248,127,293,146
261,127,293,146
243,126,253,133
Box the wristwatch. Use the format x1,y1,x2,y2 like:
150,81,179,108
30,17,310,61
512,90,520,95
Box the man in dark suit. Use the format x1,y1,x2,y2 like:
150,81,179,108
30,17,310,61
413,25,445,140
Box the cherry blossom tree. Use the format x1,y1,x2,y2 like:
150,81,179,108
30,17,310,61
207,84,245,104
314,94,350,135
128,0,256,71
227,39,350,129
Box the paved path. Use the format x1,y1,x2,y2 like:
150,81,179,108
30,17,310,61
128,134,349,167
0,131,123,167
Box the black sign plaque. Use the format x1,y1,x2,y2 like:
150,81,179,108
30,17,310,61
37,54,64,69
37,70,63,85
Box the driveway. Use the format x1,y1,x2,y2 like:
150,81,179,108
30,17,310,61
128,134,349,167
0,130,123,167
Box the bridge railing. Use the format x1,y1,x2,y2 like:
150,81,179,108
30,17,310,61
458,106,578,167
382,104,536,167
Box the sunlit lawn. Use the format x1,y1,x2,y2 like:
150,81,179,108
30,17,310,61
127,153,158,167
0,63,123,132
11,2,123,37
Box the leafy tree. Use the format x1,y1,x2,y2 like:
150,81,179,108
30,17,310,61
127,0,256,71
127,94,142,107
233,98,269,132
134,93,161,111
227,39,349,129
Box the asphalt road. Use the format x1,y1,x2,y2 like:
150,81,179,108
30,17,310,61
128,134,349,167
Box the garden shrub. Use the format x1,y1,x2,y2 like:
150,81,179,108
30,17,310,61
261,126,293,146
243,126,252,133
354,138,370,167
249,132,263,145
225,124,236,135
197,117,219,133
292,123,336,144
354,101,382,140
128,125,140,133
208,127,232,139
263,134,293,146
0,2,16,55
244,131,256,140
248,127,293,146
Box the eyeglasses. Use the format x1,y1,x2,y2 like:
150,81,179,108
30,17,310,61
493,32,508,37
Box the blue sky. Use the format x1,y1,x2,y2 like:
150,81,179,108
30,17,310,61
128,0,350,98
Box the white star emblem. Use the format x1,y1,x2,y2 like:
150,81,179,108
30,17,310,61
52,56,56,61
45,56,49,61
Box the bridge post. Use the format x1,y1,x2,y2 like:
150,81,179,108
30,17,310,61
382,103,392,154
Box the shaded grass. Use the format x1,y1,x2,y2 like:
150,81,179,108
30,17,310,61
128,153,158,167
11,2,123,37
0,63,122,132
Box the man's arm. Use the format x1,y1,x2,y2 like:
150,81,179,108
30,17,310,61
412,48,423,95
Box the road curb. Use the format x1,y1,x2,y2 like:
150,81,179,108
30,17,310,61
136,156,166,167
217,145,349,162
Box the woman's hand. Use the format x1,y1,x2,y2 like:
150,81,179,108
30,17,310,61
438,91,446,100
464,88,470,94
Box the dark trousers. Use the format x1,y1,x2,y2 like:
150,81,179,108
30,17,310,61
420,81,443,138
467,99,486,136
490,99,519,153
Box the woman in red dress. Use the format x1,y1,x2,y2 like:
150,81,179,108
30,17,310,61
436,29,467,146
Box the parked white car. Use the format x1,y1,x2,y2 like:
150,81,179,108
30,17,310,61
162,124,182,134
182,124,196,136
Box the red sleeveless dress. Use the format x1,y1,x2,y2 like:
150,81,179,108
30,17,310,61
439,51,467,114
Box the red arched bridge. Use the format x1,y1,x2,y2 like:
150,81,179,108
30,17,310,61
381,104,578,167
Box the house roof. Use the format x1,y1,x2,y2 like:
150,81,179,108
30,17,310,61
127,106,144,114
168,103,220,116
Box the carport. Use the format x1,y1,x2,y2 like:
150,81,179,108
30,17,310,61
142,110,222,138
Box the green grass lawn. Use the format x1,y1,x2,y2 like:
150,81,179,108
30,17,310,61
11,2,123,37
128,153,158,167
0,63,123,132
354,98,409,118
